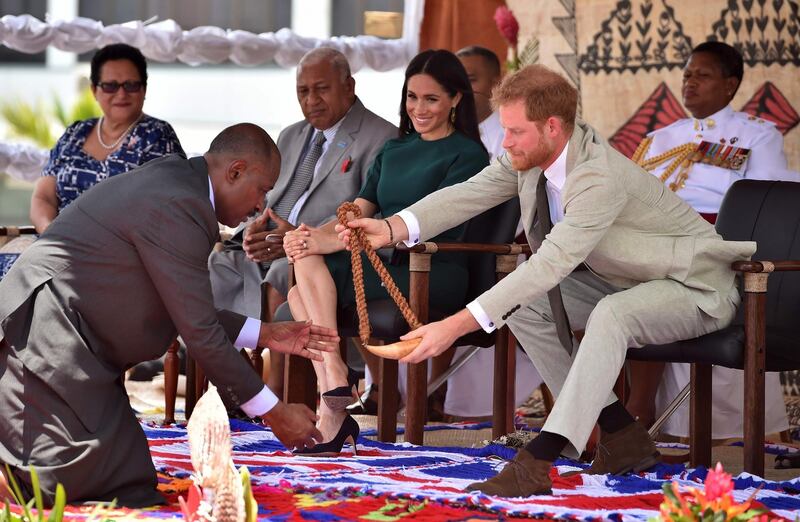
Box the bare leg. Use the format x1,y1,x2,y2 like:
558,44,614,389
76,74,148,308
265,285,287,394
288,255,349,442
625,360,666,427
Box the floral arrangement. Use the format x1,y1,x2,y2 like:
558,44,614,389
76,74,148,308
656,463,769,521
493,4,539,72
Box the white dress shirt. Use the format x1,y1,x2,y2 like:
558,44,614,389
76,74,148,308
479,111,505,159
208,177,278,415
398,142,570,333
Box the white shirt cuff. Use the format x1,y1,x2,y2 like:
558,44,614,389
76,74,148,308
397,209,421,246
240,386,279,417
234,317,261,350
466,300,496,333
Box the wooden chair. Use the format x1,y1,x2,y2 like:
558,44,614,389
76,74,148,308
276,199,527,443
627,180,800,476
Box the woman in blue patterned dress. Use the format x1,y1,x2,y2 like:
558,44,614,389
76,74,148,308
0,43,183,279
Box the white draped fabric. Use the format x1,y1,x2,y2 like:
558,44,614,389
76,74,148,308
0,142,48,183
0,13,420,71
0,1,425,182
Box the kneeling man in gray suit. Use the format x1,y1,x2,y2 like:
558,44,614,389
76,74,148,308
340,66,756,497
0,124,337,507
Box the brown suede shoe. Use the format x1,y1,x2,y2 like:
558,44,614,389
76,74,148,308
466,450,553,497
561,422,661,477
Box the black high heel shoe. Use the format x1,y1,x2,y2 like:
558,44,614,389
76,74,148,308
346,383,379,415
294,385,360,456
347,366,365,409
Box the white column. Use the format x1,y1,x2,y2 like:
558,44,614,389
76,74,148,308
292,0,331,39
46,0,78,68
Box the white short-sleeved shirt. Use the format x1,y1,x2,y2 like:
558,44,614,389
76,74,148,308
643,105,799,213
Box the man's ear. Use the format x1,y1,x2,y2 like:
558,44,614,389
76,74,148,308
226,159,247,183
545,116,562,137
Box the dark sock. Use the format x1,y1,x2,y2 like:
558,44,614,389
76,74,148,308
524,431,568,462
597,401,636,434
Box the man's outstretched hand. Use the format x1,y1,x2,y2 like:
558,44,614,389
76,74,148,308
258,321,339,361
262,401,322,451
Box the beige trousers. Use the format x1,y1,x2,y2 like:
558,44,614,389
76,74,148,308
508,270,738,458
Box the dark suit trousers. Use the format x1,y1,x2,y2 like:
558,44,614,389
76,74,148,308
0,287,164,508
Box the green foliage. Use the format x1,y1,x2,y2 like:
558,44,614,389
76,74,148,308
0,101,54,149
1,90,101,149
53,89,101,129
0,465,114,522
240,466,257,522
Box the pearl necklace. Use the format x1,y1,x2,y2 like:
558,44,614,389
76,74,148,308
96,114,141,150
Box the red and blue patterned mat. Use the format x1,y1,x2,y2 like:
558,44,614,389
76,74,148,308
12,419,800,520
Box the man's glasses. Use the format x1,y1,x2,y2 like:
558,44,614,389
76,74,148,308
97,80,144,94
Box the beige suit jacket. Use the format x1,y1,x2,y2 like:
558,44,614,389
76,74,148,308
404,120,757,328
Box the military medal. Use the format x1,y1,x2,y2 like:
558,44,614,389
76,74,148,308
694,140,750,170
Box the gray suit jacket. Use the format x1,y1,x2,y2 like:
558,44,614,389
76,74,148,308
268,97,396,226
404,120,757,328
0,155,264,433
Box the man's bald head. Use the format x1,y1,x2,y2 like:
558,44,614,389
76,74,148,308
208,122,278,160
205,123,280,227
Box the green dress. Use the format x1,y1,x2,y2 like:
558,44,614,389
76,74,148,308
325,131,489,315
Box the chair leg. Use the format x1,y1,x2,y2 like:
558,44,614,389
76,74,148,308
540,383,554,415
250,348,264,380
689,363,712,468
283,354,317,412
405,254,430,445
163,340,180,424
378,357,399,442
405,361,427,444
492,326,515,439
743,285,767,476
194,361,207,403
649,383,691,439
185,353,196,419
426,345,481,398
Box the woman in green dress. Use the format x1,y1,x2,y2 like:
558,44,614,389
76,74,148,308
283,49,489,454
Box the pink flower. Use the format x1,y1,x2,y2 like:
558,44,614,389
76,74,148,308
494,5,519,47
704,462,734,501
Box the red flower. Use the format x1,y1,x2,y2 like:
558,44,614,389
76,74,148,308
704,462,734,501
341,156,352,173
178,484,202,522
494,5,519,47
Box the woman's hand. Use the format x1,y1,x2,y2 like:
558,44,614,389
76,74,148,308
335,217,392,251
284,224,341,261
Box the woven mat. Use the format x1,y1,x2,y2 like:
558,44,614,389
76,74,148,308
15,419,796,521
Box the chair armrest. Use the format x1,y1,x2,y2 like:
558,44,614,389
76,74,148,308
396,241,531,256
0,225,36,237
732,260,800,273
